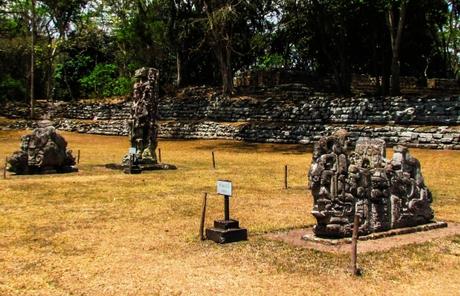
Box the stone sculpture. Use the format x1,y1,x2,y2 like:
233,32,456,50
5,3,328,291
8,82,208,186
121,67,176,172
308,130,434,238
7,126,77,174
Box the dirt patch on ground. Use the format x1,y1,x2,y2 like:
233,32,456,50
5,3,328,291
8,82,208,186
265,222,460,253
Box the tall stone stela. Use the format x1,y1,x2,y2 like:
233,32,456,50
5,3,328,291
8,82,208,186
122,67,160,169
121,67,176,172
308,130,434,238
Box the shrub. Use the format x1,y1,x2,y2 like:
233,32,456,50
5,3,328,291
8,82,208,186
79,64,132,98
255,53,286,70
0,75,26,102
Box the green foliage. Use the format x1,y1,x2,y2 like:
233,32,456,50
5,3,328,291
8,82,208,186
0,0,458,99
0,75,26,102
255,53,286,70
79,64,132,98
53,54,92,100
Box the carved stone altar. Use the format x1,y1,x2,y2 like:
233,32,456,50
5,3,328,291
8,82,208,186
7,126,77,174
308,130,434,238
121,67,176,173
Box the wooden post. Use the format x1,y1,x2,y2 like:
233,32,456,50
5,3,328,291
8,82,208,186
212,151,216,169
158,148,162,163
351,214,361,276
284,165,288,189
3,157,7,179
199,192,208,241
77,150,80,164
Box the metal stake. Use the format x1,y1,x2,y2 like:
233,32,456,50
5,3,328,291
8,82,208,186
158,148,162,163
77,150,80,164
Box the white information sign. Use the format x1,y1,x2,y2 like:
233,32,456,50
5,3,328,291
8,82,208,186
217,180,232,196
128,147,137,155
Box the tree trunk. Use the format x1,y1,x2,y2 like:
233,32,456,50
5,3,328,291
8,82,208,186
382,54,390,96
339,56,351,94
46,70,52,100
223,45,233,94
387,0,407,96
176,52,182,87
372,31,381,92
214,44,233,95
202,1,234,95
390,50,400,95
30,0,36,119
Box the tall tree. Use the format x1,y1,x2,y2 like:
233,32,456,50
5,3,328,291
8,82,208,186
200,0,237,94
441,0,460,78
386,0,408,95
165,0,197,87
40,0,88,100
279,0,360,93
30,0,36,118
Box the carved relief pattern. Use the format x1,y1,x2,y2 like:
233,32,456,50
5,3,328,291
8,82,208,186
309,131,434,238
122,67,160,166
7,126,76,174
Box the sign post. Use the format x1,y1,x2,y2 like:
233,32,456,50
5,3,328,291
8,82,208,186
205,180,247,244
217,180,232,220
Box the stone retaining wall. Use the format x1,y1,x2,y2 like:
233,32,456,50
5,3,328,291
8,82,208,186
4,118,460,149
159,93,460,125
1,86,459,148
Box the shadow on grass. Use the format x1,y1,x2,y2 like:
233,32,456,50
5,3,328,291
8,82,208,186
195,141,313,155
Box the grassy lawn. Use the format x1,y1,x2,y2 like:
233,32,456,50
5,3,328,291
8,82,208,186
1,130,460,295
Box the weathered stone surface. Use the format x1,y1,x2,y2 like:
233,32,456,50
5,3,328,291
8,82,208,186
308,131,434,238
118,68,176,171
1,87,459,148
2,119,460,149
121,67,160,168
7,125,76,174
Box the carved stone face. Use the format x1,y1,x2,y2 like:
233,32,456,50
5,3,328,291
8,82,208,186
7,127,75,174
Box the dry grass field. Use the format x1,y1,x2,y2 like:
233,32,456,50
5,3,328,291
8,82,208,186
1,130,460,296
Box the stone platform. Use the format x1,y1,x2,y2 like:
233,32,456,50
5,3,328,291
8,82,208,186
265,221,457,254
105,163,177,171
302,221,447,245
206,219,248,244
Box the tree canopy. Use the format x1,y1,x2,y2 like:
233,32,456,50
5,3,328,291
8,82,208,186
0,0,458,103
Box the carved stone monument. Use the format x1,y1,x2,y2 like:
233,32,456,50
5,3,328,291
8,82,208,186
121,67,175,173
308,130,434,238
7,125,77,174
